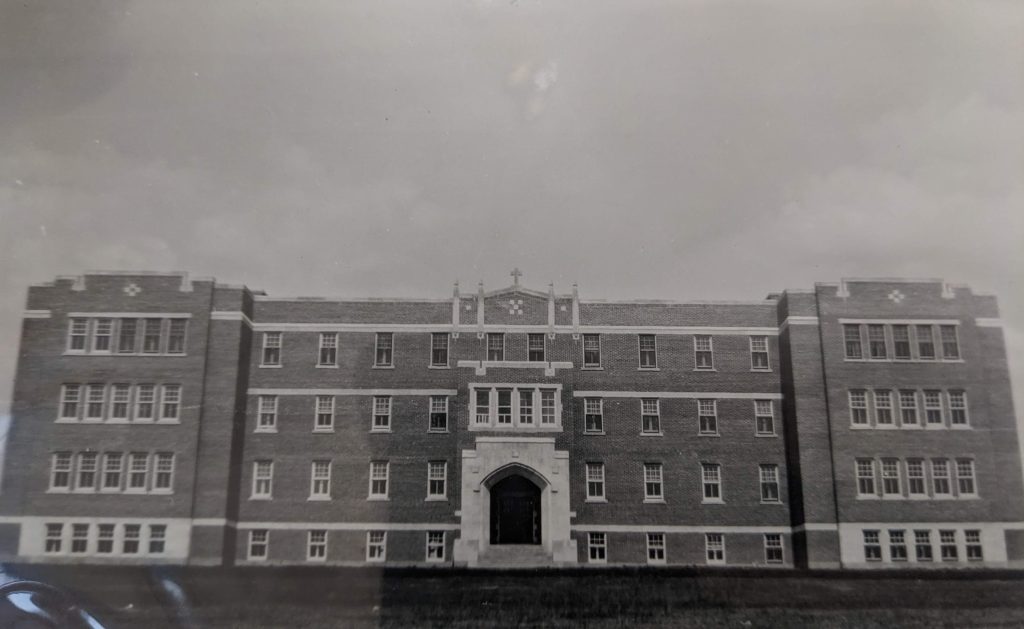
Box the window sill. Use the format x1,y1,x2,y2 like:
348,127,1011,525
259,364,282,369
693,368,716,372
45,489,70,494
427,429,449,434
249,495,272,501
372,365,395,370
755,433,777,438
760,500,783,505
428,365,451,370
581,366,603,371
900,425,923,430
315,364,338,369
639,432,664,437
55,418,78,424
850,424,872,430
750,368,773,373
643,498,666,504
307,496,332,502
583,431,606,436
254,428,278,434
697,433,720,438
370,429,393,434
312,428,335,434
366,496,390,502
425,496,448,502
637,367,660,372
585,498,607,503
702,499,725,505
874,425,898,430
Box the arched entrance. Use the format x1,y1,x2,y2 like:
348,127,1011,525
489,475,542,545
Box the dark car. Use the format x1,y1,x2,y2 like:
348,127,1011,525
0,579,110,628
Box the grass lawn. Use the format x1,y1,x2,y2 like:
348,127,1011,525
5,564,1024,628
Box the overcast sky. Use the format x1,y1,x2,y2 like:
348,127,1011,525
0,1,1022,421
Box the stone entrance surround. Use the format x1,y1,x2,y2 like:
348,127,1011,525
453,437,576,566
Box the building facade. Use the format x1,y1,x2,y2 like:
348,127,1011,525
2,271,1023,569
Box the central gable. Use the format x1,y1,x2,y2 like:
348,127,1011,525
483,286,549,326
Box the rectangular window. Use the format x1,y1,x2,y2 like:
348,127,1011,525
311,460,331,498
60,384,81,420
892,324,911,360
702,463,722,502
759,464,780,503
367,531,387,561
540,390,556,425
110,384,131,420
45,523,63,553
750,336,770,370
51,452,72,490
117,318,138,353
646,533,666,564
948,391,969,426
582,334,601,368
161,384,181,421
149,524,167,554
694,335,714,370
528,333,545,362
916,325,935,360
248,530,268,560
873,390,893,426
375,333,394,366
641,399,660,434
430,333,449,367
856,459,876,496
97,524,114,554
261,332,282,366
881,459,901,496
93,318,113,353
849,390,868,426
940,530,958,561
955,459,976,496
764,534,783,564
369,461,389,498
68,318,89,352
965,530,983,561
315,396,335,431
940,325,960,359
152,452,175,493
486,332,504,361
517,390,534,425
77,452,98,490
167,319,187,354
586,463,605,500
906,459,926,496
429,396,448,431
889,530,908,562
698,399,718,435
923,390,943,425
863,530,882,561
258,395,277,431
898,390,918,426
318,333,337,366
705,533,725,564
496,389,512,425
85,383,106,420
638,334,657,368
252,460,273,498
475,389,490,425
372,396,391,431
588,532,607,563
143,318,163,354
644,463,664,501
128,453,149,491
428,461,447,498
426,531,445,562
914,530,933,562
103,452,123,490
123,524,141,554
868,324,887,359
844,324,863,359
932,459,951,496
584,398,603,433
70,523,90,554
308,530,327,561
135,384,155,421
755,400,775,435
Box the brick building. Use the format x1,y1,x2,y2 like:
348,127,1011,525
2,270,1022,569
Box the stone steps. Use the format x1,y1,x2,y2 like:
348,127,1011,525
478,545,552,567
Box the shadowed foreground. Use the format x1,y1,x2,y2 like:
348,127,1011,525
4,565,1024,628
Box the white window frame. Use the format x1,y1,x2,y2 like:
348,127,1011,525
754,400,775,435
932,459,952,497
527,333,546,362
252,460,273,499
430,332,450,368
149,524,167,554
698,399,718,435
307,529,328,561
75,452,98,492
955,459,977,497
315,395,335,432
102,452,123,492
906,459,926,497
638,334,658,369
59,384,81,421
427,461,447,500
640,398,661,435
167,319,188,355
374,332,394,367
898,390,918,427
584,397,603,433
84,383,106,422
585,462,606,502
67,318,89,353
134,384,156,422
486,332,505,361
764,533,784,564
426,531,446,562
646,533,666,564
693,334,714,370
366,531,387,562
588,532,607,564
92,318,113,354
582,333,601,368
372,395,392,432
701,462,723,503
705,533,725,565
160,384,181,422
142,318,164,354
50,452,73,491
257,395,278,432
873,390,894,427
759,464,781,503
643,463,664,502
109,383,131,421
261,331,282,367
429,395,448,432
318,332,338,367
468,384,563,431
749,335,770,370
923,390,944,426
152,452,175,493
310,460,332,500
248,530,269,560
369,461,389,500
44,523,64,554
127,452,149,493
863,529,882,562
855,458,876,498
948,391,969,427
